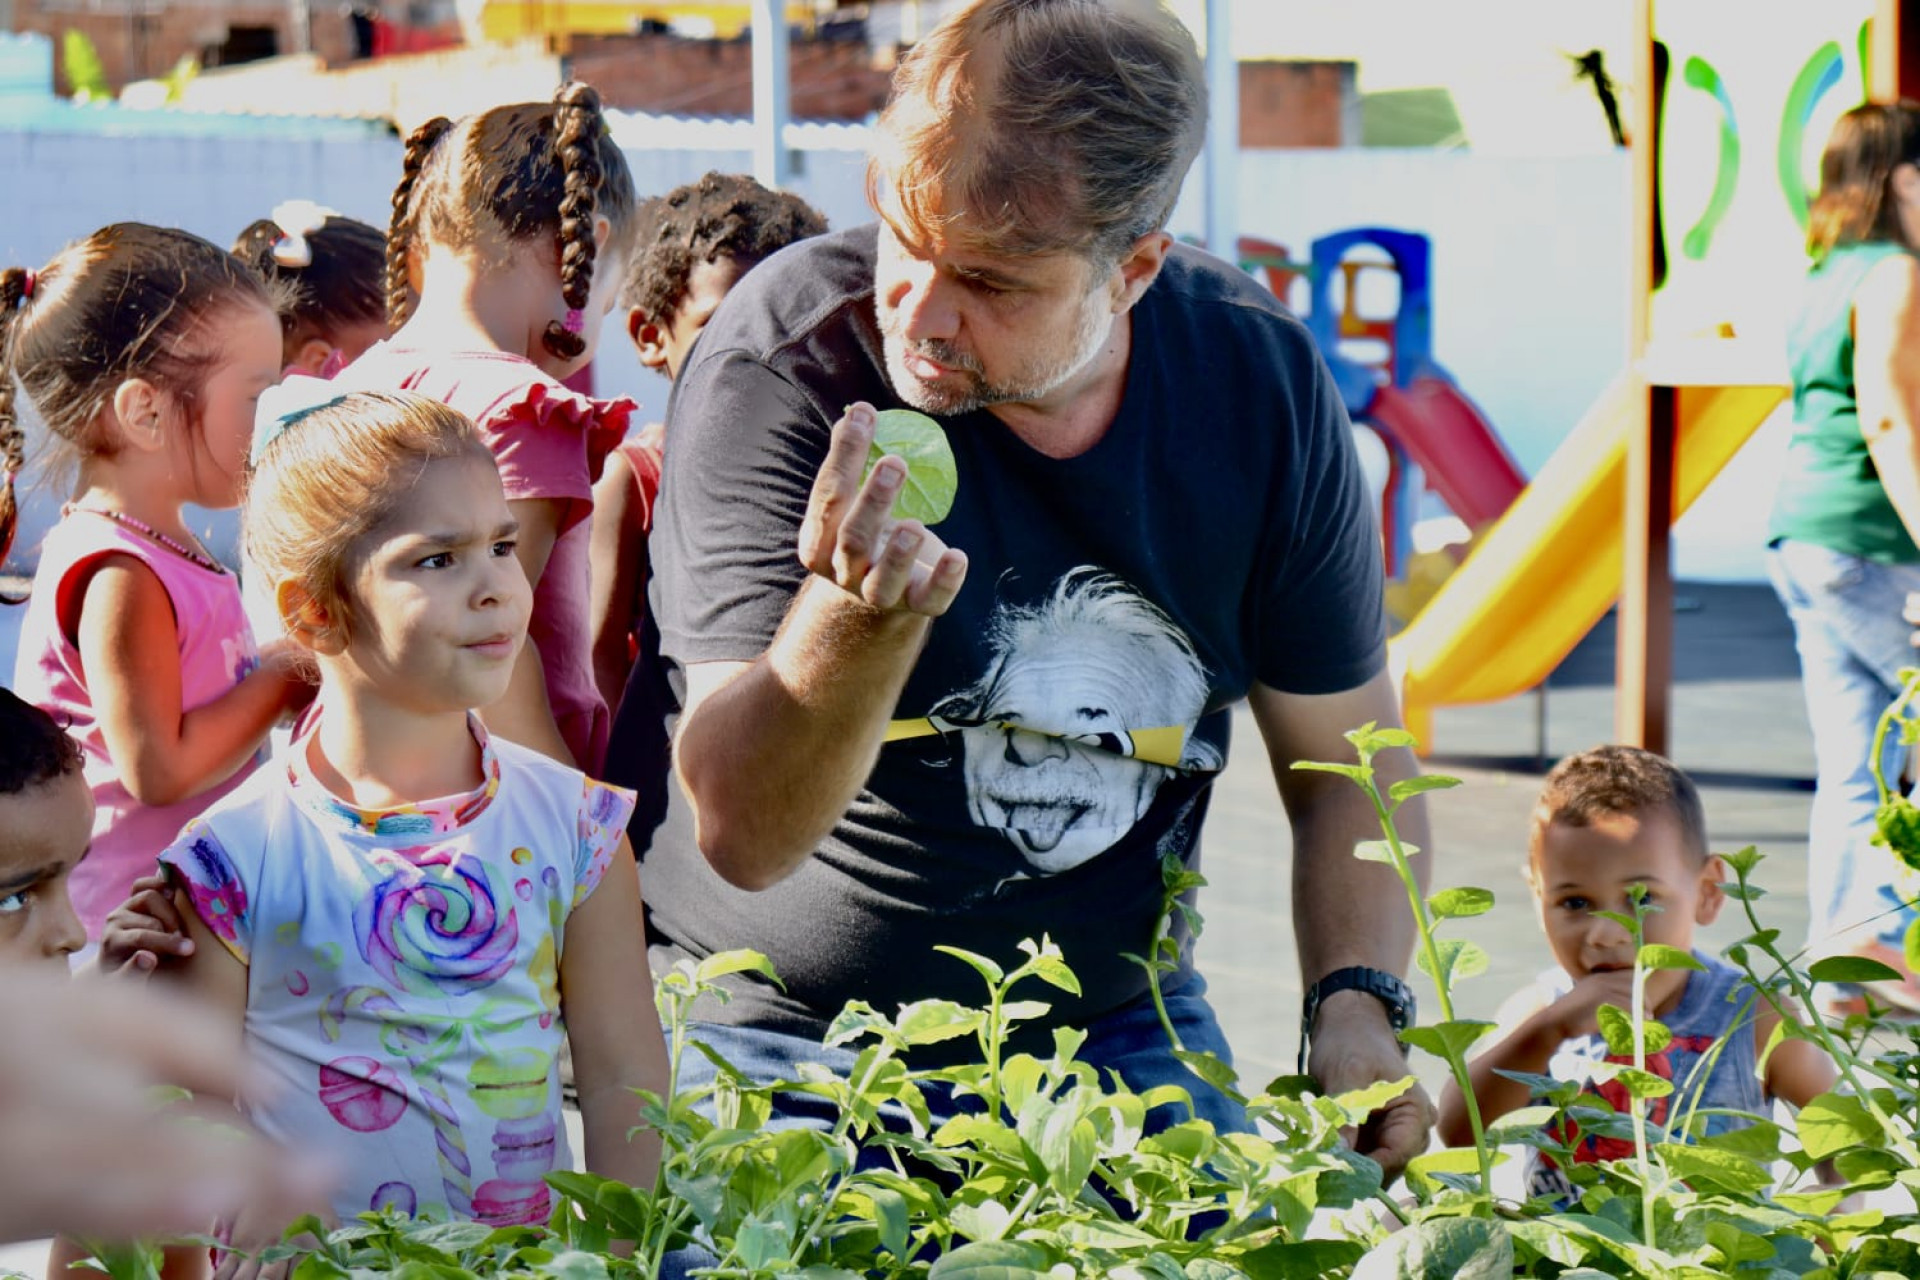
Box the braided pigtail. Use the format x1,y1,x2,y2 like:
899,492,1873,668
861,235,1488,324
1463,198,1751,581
541,81,607,363
0,267,30,592
387,115,453,331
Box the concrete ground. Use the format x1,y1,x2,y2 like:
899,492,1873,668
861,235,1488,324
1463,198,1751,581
0,582,1818,1277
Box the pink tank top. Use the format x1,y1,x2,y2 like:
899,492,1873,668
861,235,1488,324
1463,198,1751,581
12,512,263,937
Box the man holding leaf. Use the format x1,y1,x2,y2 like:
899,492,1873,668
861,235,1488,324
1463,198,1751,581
608,0,1435,1182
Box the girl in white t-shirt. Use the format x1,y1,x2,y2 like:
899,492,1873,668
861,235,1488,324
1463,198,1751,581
160,389,665,1249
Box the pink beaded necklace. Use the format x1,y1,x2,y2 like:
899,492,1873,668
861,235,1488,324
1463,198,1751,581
66,506,227,575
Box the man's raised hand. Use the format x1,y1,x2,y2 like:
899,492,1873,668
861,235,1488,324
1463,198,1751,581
797,402,967,616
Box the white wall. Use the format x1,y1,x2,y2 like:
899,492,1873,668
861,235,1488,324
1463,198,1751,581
0,132,1774,580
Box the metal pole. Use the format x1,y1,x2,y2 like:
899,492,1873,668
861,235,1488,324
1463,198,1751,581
751,0,793,189
1202,0,1238,263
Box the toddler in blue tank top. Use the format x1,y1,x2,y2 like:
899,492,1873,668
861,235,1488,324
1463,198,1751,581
1435,746,1839,1206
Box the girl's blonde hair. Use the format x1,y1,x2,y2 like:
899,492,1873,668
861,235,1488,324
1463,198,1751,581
246,390,493,646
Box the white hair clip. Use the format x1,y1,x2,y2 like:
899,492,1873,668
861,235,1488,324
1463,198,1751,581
268,199,340,269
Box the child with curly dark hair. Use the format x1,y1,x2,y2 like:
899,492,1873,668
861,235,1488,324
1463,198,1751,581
589,172,826,715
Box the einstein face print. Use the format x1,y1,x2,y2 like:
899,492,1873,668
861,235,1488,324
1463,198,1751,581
916,569,1222,874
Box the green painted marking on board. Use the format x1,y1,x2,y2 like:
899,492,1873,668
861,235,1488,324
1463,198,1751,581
1681,56,1741,262
1778,42,1845,231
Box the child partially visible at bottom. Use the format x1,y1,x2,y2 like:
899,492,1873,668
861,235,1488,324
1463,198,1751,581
0,689,211,1279
2,228,313,948
157,390,666,1253
1436,745,1838,1207
588,171,827,716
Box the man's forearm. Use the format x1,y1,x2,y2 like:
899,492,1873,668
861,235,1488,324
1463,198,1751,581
675,576,930,889
1290,746,1428,987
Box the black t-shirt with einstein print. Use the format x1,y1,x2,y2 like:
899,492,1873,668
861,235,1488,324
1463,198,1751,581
609,225,1386,1047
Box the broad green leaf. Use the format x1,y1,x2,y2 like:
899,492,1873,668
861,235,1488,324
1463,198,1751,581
1142,1119,1217,1164
1020,952,1083,996
732,1214,795,1271
1486,1105,1563,1144
1355,1214,1513,1279
1388,774,1461,804
1332,1073,1415,1125
928,1239,1053,1278
1593,909,1640,932
694,949,783,987
1653,1143,1773,1195
999,1000,1052,1024
1400,1019,1495,1061
1586,1062,1672,1100
1429,886,1494,919
1594,1004,1635,1057
1504,1219,1589,1268
1173,1047,1242,1095
1720,846,1763,877
1491,1068,1580,1105
1415,936,1488,985
1291,760,1367,782
1797,1092,1882,1160
1807,956,1904,984
767,1127,834,1195
539,1254,611,1280
1349,724,1417,752
1638,944,1705,972
1181,1262,1248,1280
934,945,1005,986
1907,916,1920,976
1698,1117,1784,1160
895,998,986,1046
865,408,958,524
1236,1240,1365,1280
1403,1146,1488,1200
1353,839,1403,864
824,1001,894,1047
860,1184,910,1259
404,1222,496,1253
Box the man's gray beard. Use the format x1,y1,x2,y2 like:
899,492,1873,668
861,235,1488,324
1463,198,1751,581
880,293,1112,417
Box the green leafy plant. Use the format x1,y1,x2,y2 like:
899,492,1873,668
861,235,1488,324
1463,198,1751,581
85,699,1920,1277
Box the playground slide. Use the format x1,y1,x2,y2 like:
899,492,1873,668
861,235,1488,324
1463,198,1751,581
1365,376,1528,529
1390,371,1788,746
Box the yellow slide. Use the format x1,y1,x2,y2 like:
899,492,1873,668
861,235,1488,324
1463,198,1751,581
1391,371,1788,748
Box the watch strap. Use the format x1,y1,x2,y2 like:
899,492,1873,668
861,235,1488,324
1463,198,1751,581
1297,965,1416,1073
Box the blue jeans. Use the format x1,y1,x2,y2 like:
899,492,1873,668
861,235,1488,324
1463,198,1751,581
1767,540,1920,949
670,975,1247,1136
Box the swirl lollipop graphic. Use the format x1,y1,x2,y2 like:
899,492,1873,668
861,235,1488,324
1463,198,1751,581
355,849,519,998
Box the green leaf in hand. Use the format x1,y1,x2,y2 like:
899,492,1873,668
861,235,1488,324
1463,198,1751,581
864,408,958,525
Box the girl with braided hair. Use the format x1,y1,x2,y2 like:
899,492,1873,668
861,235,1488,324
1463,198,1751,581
328,81,638,773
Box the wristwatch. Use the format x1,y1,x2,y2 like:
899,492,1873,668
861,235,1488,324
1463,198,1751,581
1297,965,1417,1073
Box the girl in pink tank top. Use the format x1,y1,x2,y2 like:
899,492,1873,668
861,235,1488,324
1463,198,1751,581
1,225,314,943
